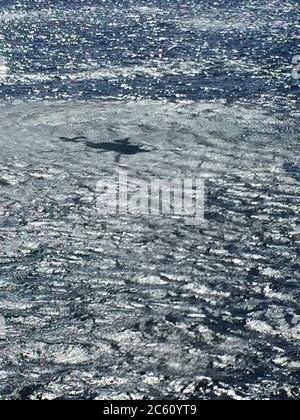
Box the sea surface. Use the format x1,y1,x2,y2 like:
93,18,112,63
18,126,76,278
0,0,300,400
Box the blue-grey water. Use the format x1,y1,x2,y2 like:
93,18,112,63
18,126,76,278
0,0,300,400
0,0,299,107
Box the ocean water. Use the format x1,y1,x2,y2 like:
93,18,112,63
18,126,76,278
0,0,299,107
0,0,300,400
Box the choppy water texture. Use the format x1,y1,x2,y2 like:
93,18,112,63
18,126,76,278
0,0,299,106
0,0,300,400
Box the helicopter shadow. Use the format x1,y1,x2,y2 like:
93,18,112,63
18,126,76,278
59,136,152,163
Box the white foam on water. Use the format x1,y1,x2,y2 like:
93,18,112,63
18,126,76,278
0,59,205,87
184,0,293,33
0,58,8,81
0,33,8,81
0,9,51,23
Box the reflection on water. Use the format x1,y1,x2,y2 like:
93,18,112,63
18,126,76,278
0,0,299,402
0,0,299,109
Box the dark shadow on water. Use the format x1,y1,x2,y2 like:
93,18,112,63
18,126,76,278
0,179,10,187
59,136,151,163
59,136,88,143
85,138,148,155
